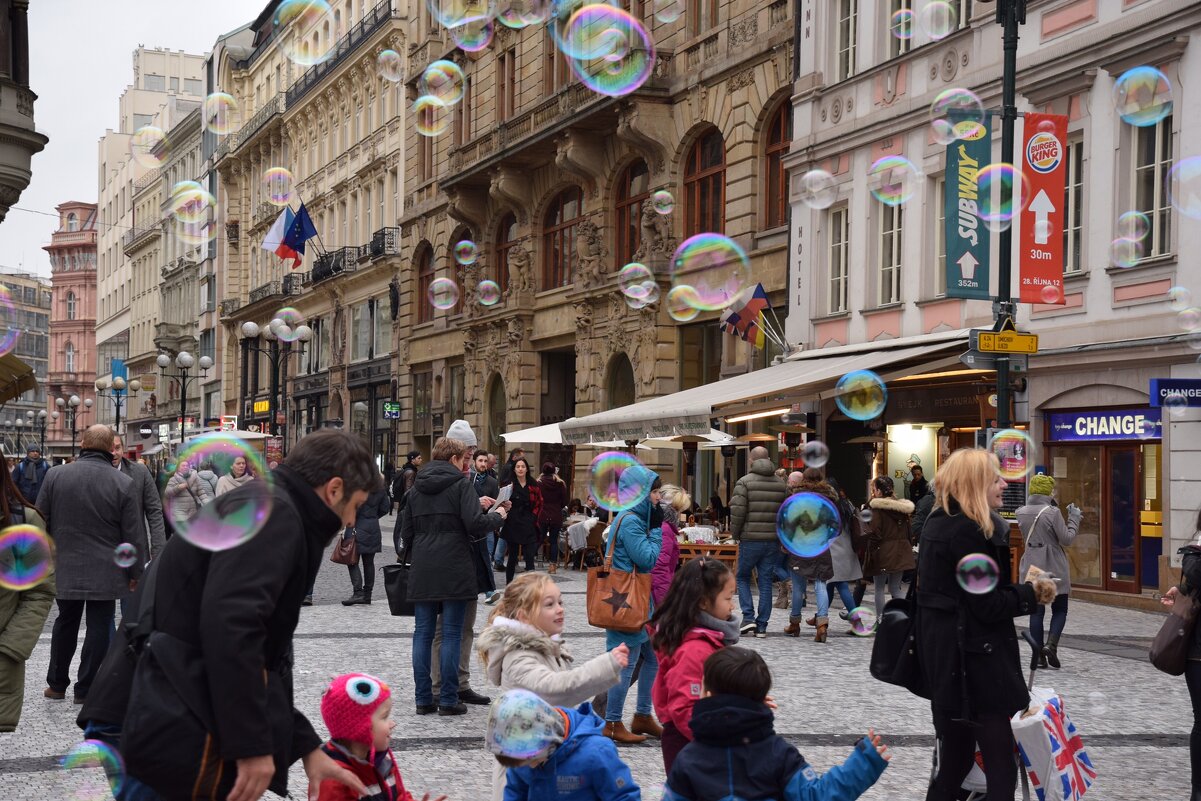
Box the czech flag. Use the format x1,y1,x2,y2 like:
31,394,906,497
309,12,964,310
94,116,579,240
718,283,771,349
261,204,318,268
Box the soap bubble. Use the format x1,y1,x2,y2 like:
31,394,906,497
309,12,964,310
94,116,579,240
113,543,138,569
477,279,502,306
1116,210,1150,241
1164,390,1189,418
564,7,655,98
551,0,618,59
263,167,294,207
1112,66,1172,128
588,451,651,513
625,281,660,309
275,0,338,67
848,607,877,636
130,125,169,169
168,182,217,246
653,0,683,23
413,95,450,137
1168,287,1193,312
0,524,53,591
988,428,1036,481
651,190,674,215
419,60,467,106
0,287,19,356
868,155,919,206
426,0,497,27
858,508,872,525
498,0,550,27
665,284,701,322
801,440,830,469
428,277,461,310
669,234,751,311
930,88,985,143
449,15,495,52
776,492,841,558
1039,284,1062,305
1110,237,1143,269
486,689,563,760
976,164,1029,229
202,92,239,136
890,8,914,40
1180,307,1201,331
1169,157,1201,220
618,262,654,298
1087,691,1108,716
834,370,887,421
377,49,403,82
454,239,479,265
269,307,307,343
799,169,837,209
919,0,957,40
164,433,275,552
61,739,124,800
956,553,999,594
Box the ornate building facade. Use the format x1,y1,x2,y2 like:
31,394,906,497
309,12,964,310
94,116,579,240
0,0,46,223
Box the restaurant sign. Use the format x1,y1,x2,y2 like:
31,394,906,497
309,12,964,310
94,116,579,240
1045,408,1162,442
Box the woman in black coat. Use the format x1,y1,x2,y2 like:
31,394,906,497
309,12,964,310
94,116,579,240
500,457,542,582
341,481,392,606
1160,509,1201,798
916,448,1056,801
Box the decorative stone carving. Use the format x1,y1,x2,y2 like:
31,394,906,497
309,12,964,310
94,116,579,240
616,102,671,178
446,185,488,230
573,300,596,395
504,318,524,403
727,69,755,92
460,253,486,320
731,16,758,44
489,166,533,216
637,311,658,391
506,242,533,297
831,96,843,123
554,131,606,197
575,219,609,290
941,48,959,82
633,199,676,264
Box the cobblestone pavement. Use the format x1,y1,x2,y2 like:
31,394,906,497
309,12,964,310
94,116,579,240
0,519,1190,799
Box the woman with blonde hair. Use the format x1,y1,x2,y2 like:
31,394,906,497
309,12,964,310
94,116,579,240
916,448,1056,801
652,484,691,606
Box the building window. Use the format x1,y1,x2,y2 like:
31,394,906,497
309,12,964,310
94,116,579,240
448,363,465,421
65,342,75,373
419,121,434,182
543,30,569,95
413,371,432,429
889,0,912,59
764,105,791,229
416,248,434,324
66,213,78,231
374,297,391,356
498,48,517,121
454,74,472,147
1063,139,1084,274
66,291,76,320
689,0,717,35
934,177,947,296
1132,116,1172,260
827,206,849,314
615,160,650,267
878,203,903,305
835,0,857,82
144,74,165,91
543,187,585,289
684,128,725,236
184,78,202,95
494,212,518,295
351,302,372,361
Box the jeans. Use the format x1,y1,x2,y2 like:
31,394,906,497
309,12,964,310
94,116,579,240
487,530,497,564
83,721,163,801
505,542,536,583
348,552,376,593
604,636,657,722
1186,660,1201,793
736,540,781,630
927,708,1017,801
790,573,829,620
827,581,857,613
493,537,507,565
413,600,468,706
1028,593,1069,648
541,523,561,563
47,599,116,697
432,600,477,687
873,572,904,611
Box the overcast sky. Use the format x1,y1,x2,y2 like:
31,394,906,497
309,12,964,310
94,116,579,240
0,0,260,276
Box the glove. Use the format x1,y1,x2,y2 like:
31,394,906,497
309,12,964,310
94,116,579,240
1067,503,1083,524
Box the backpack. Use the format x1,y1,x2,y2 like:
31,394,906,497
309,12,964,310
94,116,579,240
392,466,416,508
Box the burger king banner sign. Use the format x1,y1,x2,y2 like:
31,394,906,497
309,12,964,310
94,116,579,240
1019,113,1069,305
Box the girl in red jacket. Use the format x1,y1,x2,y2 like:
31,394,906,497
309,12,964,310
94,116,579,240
650,557,739,773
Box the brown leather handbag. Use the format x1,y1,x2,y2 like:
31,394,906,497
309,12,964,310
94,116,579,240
586,513,653,633
330,528,359,566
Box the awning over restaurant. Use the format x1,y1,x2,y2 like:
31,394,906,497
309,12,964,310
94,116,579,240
558,330,970,445
0,353,36,405
500,421,571,444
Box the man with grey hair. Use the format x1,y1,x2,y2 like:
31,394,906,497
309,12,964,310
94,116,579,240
729,445,788,637
110,433,166,562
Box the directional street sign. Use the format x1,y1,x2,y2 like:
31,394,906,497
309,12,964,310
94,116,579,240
382,401,401,420
945,117,993,300
970,318,1039,354
1019,112,1068,304
960,350,1029,371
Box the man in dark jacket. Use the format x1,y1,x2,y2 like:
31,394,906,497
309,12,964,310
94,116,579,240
110,434,167,562
12,445,48,505
38,425,143,703
115,429,377,801
401,436,506,715
470,449,502,595
729,446,788,637
391,450,421,544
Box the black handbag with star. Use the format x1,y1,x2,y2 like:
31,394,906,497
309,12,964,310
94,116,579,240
586,513,653,634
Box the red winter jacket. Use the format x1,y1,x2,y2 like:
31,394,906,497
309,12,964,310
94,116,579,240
317,742,415,801
652,626,725,740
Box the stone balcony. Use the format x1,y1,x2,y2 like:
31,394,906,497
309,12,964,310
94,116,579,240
0,76,48,223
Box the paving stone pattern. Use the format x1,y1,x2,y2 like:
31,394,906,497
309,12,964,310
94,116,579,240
0,519,1191,799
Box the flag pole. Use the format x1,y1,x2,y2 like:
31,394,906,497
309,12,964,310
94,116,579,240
292,192,329,257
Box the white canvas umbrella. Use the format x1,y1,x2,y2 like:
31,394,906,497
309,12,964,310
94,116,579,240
500,422,564,444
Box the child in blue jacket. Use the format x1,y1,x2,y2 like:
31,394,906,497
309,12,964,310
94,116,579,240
664,648,889,801
486,689,641,801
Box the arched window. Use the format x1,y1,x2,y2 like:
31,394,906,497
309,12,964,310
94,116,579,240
614,160,650,267
543,186,584,290
65,342,75,373
764,105,792,228
485,373,507,455
416,247,434,324
494,212,517,295
66,213,78,232
606,353,636,410
684,127,726,236
66,291,76,320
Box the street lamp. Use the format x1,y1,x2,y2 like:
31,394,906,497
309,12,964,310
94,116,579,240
157,350,212,444
27,410,46,454
240,320,313,447
95,375,142,436
56,394,93,458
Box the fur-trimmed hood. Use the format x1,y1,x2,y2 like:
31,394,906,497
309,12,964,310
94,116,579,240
476,616,573,687
869,496,915,514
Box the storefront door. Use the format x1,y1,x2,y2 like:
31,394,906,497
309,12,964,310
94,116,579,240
1105,446,1140,593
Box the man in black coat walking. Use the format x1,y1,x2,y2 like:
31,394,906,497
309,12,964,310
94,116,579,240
112,430,379,801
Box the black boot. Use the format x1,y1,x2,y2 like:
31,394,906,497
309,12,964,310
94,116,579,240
342,590,364,606
361,588,373,605
1044,636,1061,670
1030,637,1047,671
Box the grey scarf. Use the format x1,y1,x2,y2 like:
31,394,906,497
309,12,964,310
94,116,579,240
698,610,741,645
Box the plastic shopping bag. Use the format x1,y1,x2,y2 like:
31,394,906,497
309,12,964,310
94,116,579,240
1010,688,1096,801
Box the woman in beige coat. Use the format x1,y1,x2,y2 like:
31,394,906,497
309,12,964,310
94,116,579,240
476,573,627,801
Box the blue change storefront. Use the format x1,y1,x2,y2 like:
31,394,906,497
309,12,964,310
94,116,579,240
1044,407,1163,594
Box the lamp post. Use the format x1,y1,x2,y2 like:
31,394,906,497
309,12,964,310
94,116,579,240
27,410,46,454
240,320,313,449
156,350,213,445
14,418,25,453
56,394,93,459
95,375,142,436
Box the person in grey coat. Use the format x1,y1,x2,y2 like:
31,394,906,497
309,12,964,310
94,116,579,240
729,446,788,637
341,480,392,606
164,459,214,526
37,425,142,702
110,434,166,562
1016,473,1081,670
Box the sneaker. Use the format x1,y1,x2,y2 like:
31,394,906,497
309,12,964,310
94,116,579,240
754,629,767,639
838,610,850,620
739,622,757,635
484,590,501,605
438,703,468,716
415,704,438,715
301,595,313,607
493,563,505,572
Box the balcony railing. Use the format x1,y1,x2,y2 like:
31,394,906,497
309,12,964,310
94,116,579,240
220,298,242,317
236,93,284,148
122,222,160,254
133,167,160,192
310,246,360,283
248,280,283,305
282,272,307,295
286,0,394,108
369,226,399,259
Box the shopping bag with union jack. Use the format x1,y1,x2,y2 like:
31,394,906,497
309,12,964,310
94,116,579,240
1010,689,1096,801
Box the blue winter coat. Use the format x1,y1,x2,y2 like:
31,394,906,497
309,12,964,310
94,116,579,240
503,703,641,801
602,464,662,649
665,694,887,801
11,457,47,505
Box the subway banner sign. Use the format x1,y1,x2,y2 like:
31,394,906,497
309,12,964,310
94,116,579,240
1046,408,1162,442
944,116,992,300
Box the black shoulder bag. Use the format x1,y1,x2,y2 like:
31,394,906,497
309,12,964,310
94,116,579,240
869,577,930,699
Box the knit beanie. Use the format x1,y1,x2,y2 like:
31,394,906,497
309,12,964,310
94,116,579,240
485,689,567,760
1029,473,1055,496
446,419,478,447
321,673,391,748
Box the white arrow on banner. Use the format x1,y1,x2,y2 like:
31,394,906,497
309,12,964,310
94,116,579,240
1029,189,1055,245
957,251,979,281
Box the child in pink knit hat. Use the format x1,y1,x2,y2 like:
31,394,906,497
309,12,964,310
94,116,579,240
317,673,447,801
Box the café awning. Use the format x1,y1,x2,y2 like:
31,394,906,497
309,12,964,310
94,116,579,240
500,421,571,444
0,353,36,405
558,330,970,445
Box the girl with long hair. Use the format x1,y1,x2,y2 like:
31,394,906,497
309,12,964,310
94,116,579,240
500,457,542,582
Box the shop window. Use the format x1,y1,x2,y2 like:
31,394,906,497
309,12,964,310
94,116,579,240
494,212,518,295
826,205,849,313
684,128,725,236
606,353,636,409
1063,138,1084,274
416,248,434,324
1132,116,1172,260
615,160,650,268
543,187,584,290
835,0,857,82
764,105,791,229
878,202,903,305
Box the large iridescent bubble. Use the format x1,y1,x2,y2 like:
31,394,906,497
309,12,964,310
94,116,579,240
419,60,467,106
1112,66,1173,128
564,5,655,98
588,451,651,513
0,524,52,591
833,370,887,421
867,156,919,206
61,739,125,800
776,492,841,558
275,0,339,67
669,234,751,311
164,433,275,552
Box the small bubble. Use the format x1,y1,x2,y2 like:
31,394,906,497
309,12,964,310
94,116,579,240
651,190,674,215
776,493,841,558
113,543,138,569
801,440,830,469
477,279,502,306
799,169,838,209
377,49,403,82
454,239,478,266
956,553,999,594
428,277,460,310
